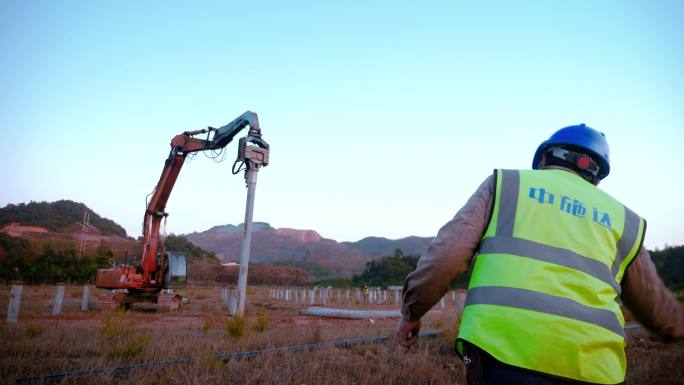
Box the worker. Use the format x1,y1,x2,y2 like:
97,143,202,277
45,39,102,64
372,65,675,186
396,124,684,385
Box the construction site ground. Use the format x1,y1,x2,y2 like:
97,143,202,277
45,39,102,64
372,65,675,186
1,285,682,385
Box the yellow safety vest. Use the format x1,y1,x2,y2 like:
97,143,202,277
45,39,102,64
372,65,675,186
457,169,646,384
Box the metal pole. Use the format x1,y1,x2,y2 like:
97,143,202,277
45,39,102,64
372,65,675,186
236,168,258,317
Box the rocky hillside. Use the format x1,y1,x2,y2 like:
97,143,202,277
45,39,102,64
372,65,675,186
186,225,367,278
185,223,434,278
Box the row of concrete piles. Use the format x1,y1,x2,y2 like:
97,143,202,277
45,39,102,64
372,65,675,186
268,286,466,311
6,284,92,324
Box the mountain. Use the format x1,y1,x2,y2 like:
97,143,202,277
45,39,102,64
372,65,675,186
0,200,434,281
342,235,433,258
184,224,434,278
163,234,221,264
0,200,127,237
203,222,274,233
186,225,368,278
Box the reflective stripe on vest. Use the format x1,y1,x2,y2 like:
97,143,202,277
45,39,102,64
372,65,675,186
465,286,624,337
457,169,646,385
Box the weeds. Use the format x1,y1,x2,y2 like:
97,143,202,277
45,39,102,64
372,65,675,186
112,332,150,360
200,351,223,370
201,316,225,333
24,323,44,338
430,317,445,330
100,309,128,338
201,317,213,334
3,284,681,385
225,316,246,339
442,318,461,344
311,326,322,343
251,312,268,333
99,308,149,360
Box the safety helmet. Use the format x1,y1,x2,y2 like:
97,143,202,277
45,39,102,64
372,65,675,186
532,124,610,180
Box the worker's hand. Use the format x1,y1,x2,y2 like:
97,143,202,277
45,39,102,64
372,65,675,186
396,317,421,351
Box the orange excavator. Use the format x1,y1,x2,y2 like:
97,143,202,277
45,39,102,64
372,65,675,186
95,111,269,311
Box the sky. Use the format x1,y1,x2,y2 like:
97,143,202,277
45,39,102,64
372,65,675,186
1,1,682,249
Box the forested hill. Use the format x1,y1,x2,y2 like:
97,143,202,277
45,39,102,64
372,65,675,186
0,200,127,237
164,235,221,264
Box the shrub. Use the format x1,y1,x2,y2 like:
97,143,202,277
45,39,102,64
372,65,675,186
113,333,150,360
251,312,268,333
225,316,246,339
311,326,322,343
100,309,128,339
24,324,44,338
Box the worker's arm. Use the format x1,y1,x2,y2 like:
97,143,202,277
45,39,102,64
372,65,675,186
400,174,495,322
621,246,684,339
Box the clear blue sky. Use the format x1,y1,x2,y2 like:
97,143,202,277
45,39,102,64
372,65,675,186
1,1,682,248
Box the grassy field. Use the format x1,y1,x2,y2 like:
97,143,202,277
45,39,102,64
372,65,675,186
0,285,682,385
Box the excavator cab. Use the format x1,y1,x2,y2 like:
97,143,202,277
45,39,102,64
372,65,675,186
162,252,187,289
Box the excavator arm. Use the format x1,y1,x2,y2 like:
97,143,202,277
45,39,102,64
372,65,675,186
139,111,266,287
212,111,261,148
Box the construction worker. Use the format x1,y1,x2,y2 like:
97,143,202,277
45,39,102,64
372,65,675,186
396,124,684,385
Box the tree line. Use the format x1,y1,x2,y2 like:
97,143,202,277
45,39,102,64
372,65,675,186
651,245,684,290
347,248,470,288
0,233,112,284
0,233,220,284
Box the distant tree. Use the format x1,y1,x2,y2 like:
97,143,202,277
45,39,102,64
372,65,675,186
0,234,110,284
650,245,684,290
0,233,37,283
351,247,471,289
163,234,220,264
352,250,420,287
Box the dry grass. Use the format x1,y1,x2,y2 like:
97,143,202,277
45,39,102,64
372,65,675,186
0,285,682,385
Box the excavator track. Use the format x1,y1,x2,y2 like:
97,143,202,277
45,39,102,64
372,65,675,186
96,292,126,311
156,292,182,312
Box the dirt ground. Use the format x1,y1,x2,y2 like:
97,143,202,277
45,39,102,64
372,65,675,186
0,285,682,385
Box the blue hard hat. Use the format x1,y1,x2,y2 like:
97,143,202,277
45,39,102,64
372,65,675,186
532,124,610,180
